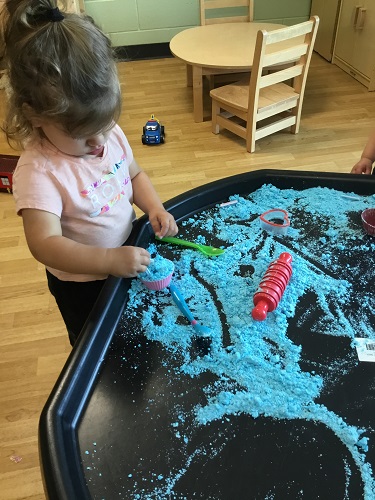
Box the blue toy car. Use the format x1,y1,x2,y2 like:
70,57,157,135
142,114,165,145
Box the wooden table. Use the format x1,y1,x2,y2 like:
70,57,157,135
170,22,286,122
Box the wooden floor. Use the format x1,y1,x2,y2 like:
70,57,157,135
1,53,375,499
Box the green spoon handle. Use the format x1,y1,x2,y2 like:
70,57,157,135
155,236,198,250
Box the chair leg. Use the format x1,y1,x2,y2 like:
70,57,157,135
186,64,193,87
245,135,256,153
212,99,220,134
207,75,215,91
291,104,302,134
245,119,256,153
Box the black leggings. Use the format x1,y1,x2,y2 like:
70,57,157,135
46,270,106,346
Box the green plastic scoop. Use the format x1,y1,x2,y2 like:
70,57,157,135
155,236,225,257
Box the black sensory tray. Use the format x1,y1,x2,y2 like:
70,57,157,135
39,169,375,500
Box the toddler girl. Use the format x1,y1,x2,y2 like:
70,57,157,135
1,0,178,345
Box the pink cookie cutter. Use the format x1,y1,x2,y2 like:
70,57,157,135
259,209,290,235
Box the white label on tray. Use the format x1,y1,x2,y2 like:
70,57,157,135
355,338,375,362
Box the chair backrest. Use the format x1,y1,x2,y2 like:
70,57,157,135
200,0,254,25
248,16,319,123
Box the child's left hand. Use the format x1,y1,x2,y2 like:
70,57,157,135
148,209,178,239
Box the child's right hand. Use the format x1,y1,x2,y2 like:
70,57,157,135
351,158,373,174
106,246,151,278
21,208,151,278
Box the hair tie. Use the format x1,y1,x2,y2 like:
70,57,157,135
48,7,65,22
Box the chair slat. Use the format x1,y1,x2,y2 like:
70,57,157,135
255,115,297,140
259,64,304,88
217,115,248,138
265,20,316,44
206,15,250,24
200,0,254,25
203,0,250,8
258,94,299,120
263,44,308,67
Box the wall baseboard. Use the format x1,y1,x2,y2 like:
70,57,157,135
115,43,172,62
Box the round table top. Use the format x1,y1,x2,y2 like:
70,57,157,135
170,22,286,69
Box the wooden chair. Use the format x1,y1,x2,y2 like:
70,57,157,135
200,0,253,25
210,16,319,152
199,0,254,89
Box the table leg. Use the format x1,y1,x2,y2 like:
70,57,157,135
186,64,192,87
192,65,203,123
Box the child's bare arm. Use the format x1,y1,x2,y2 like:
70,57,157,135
21,209,150,277
130,160,178,238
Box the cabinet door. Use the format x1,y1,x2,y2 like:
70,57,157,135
358,0,375,78
334,0,356,66
310,0,341,61
334,0,375,79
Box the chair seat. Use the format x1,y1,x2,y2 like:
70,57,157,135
210,81,299,114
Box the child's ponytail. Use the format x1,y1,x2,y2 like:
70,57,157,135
1,0,121,148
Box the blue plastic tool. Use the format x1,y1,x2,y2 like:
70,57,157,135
169,282,211,337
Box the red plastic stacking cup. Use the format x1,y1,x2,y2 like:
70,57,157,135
361,208,375,236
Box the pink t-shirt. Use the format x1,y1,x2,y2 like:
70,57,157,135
13,124,136,282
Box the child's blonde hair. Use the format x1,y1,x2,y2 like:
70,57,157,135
1,0,121,148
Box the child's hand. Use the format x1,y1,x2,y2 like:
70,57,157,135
351,158,373,174
148,209,178,239
106,246,151,278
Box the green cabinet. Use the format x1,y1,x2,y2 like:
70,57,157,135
84,0,312,47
